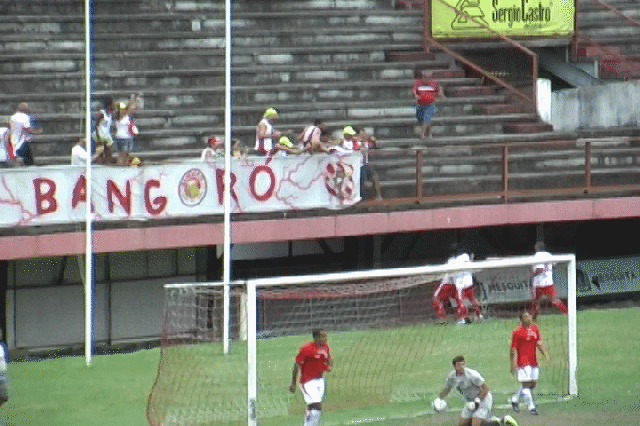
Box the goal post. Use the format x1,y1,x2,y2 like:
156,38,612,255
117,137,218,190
147,254,576,426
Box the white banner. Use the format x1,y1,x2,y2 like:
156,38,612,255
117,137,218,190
0,153,361,228
474,266,567,303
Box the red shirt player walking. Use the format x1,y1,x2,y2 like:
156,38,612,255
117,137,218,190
509,311,549,415
289,329,332,426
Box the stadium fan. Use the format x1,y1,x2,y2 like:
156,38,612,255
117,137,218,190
255,108,282,155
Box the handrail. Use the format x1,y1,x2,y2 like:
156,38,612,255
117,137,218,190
362,136,640,206
572,0,640,79
591,0,640,27
573,32,638,79
424,0,538,108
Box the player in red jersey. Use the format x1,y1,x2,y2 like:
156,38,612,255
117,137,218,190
509,311,549,415
289,329,332,426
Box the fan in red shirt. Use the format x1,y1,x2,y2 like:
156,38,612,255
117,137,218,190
412,69,444,140
509,311,549,416
289,329,332,426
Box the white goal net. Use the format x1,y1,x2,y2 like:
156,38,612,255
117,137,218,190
147,255,576,426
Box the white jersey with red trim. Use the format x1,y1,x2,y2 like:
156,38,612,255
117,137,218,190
302,125,321,146
255,118,274,153
96,109,113,140
9,111,32,151
532,251,554,287
0,127,10,162
114,114,135,139
452,253,473,290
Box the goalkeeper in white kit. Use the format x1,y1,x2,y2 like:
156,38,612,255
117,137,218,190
434,355,518,426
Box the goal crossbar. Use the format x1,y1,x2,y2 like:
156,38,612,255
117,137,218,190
159,254,577,426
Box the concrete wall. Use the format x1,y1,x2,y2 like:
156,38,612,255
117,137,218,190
550,81,640,131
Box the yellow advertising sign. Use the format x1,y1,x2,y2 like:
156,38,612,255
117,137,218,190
432,0,575,39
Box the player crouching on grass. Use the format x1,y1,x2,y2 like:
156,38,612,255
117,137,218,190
289,329,332,426
434,355,519,426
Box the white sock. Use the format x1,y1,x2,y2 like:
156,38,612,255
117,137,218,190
521,388,535,410
511,386,524,403
304,409,321,426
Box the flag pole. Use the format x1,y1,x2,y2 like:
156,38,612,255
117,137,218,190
222,0,232,355
84,0,94,366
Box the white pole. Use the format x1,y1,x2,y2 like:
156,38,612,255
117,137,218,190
222,0,232,355
567,255,578,396
83,0,94,366
246,281,257,426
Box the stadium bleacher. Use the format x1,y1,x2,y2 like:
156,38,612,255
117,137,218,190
1,0,640,200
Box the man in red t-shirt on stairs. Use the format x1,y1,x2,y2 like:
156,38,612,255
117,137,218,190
412,69,445,141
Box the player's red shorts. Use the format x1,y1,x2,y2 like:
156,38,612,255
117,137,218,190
459,287,476,300
433,283,457,300
534,285,557,299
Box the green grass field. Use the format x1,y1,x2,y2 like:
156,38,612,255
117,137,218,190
3,307,639,426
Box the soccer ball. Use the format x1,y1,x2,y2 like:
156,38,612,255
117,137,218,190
502,415,519,426
432,397,447,412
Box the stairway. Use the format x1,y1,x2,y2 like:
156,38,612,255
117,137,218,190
1,0,576,164
575,0,640,79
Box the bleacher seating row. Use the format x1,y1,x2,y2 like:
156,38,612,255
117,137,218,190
1,0,640,200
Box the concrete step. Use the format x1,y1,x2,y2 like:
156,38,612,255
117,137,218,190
1,84,509,119
1,0,396,15
0,59,453,93
503,122,554,134
574,35,640,57
24,95,515,135
1,42,434,72
575,44,623,58
599,58,640,79
39,135,640,168
234,9,422,30
479,104,527,115
577,0,640,13
395,0,425,9
447,85,500,97
1,27,425,53
228,0,394,12
27,112,544,157
387,50,434,62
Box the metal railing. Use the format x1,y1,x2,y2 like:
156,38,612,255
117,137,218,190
424,0,538,109
571,0,640,79
362,137,640,206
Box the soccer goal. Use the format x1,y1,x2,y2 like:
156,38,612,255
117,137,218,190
146,254,576,426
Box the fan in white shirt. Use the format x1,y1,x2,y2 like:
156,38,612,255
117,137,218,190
71,138,104,165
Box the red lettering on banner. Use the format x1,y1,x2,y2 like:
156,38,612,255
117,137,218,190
72,175,86,209
144,179,167,215
33,178,58,215
215,169,238,205
249,165,276,201
107,180,131,214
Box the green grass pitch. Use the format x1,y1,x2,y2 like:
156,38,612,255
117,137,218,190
3,307,639,426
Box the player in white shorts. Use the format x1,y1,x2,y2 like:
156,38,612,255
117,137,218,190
510,311,549,415
290,329,332,426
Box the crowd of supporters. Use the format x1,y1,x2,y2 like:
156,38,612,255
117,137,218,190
1,103,383,198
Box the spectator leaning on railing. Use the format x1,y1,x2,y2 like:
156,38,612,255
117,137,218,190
71,137,104,166
9,102,43,166
255,108,282,155
0,117,12,167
